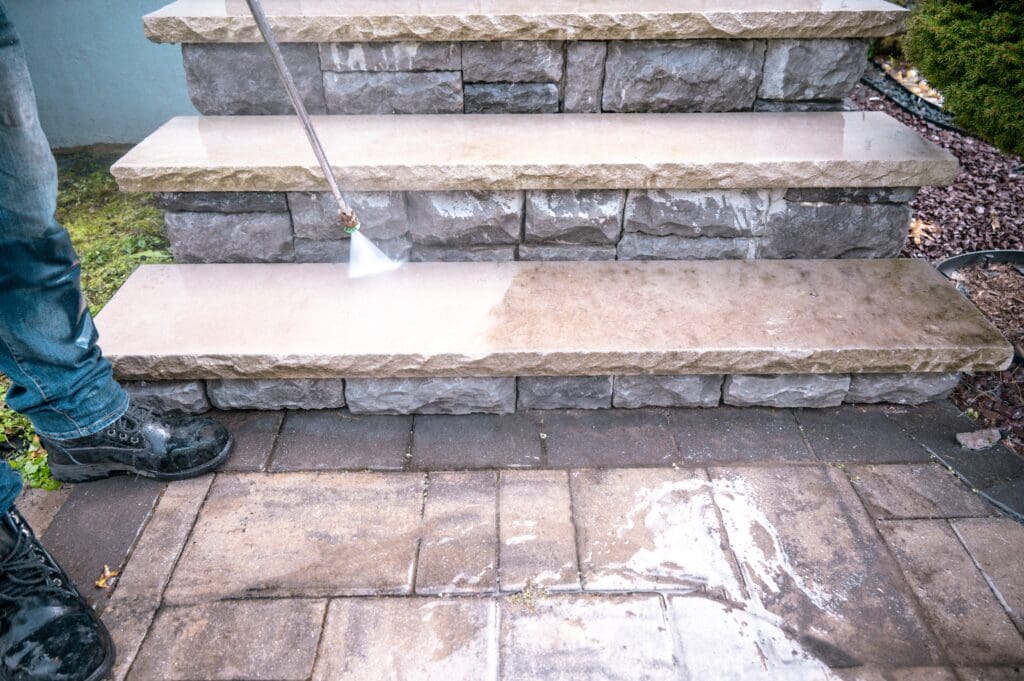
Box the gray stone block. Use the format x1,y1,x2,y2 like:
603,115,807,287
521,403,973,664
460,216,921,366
783,187,919,205
759,39,868,101
153,192,288,214
411,246,516,262
846,373,961,405
406,191,523,246
617,233,758,260
293,238,350,263
752,100,850,112
723,374,851,408
182,43,325,115
760,202,911,259
603,41,765,112
346,378,516,414
525,190,624,244
464,83,560,113
462,41,564,82
287,191,408,241
124,381,210,415
564,42,607,113
206,379,346,410
518,377,613,410
323,71,463,114
517,244,617,261
613,375,723,408
624,189,772,237
164,212,294,263
319,42,460,72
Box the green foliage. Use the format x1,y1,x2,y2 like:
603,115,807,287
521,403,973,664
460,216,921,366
904,0,1024,155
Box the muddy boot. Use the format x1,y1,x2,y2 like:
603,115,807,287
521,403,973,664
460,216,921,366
40,404,233,483
0,508,115,681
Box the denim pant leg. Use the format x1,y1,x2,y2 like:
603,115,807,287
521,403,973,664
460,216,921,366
0,463,20,515
0,4,129,441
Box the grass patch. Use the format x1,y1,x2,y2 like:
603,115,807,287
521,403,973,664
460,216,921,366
0,148,171,489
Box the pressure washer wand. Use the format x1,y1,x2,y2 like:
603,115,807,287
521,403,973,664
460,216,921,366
244,0,359,233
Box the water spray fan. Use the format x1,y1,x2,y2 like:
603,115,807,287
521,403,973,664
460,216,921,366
245,0,401,277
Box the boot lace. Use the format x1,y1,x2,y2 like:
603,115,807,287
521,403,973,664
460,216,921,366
0,512,75,605
102,404,153,446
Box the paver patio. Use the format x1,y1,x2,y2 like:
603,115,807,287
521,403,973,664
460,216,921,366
25,402,1024,680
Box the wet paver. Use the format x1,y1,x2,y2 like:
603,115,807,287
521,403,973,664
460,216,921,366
542,409,678,468
668,406,813,463
16,485,71,536
214,410,283,472
412,414,543,469
271,410,410,471
797,406,932,464
849,463,993,519
952,518,1024,633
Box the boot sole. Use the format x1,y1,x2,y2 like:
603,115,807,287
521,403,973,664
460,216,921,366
49,433,235,483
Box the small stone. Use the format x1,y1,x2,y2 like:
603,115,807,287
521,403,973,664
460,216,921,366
182,43,325,115
761,202,911,259
723,374,851,408
784,187,920,205
464,83,560,113
346,377,516,415
462,41,563,82
164,212,294,263
323,71,463,114
603,40,765,112
153,192,287,214
518,376,612,410
406,191,523,246
319,42,460,72
617,233,758,260
411,245,516,262
288,191,408,241
206,379,346,410
956,428,1003,451
624,189,771,237
846,373,960,405
525,190,624,244
517,244,617,261
613,375,723,408
124,380,210,415
759,39,868,101
564,42,607,113
293,238,350,263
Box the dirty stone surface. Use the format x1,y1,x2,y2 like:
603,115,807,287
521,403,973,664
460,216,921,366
26,402,1024,680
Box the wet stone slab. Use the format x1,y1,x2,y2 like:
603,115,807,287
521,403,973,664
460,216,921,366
213,410,283,472
797,406,932,464
270,410,411,471
849,463,993,519
162,472,424,603
667,406,812,463
541,409,678,468
412,414,542,470
952,518,1024,633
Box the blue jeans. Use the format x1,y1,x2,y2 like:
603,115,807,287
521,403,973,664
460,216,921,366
0,2,129,512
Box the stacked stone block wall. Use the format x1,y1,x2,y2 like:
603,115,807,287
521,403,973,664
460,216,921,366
155,187,915,264
181,39,868,115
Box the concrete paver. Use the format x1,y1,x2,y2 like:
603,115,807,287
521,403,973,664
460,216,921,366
214,410,283,472
797,406,932,464
849,464,993,519
16,485,71,536
667,406,813,463
542,409,678,468
412,414,542,470
271,409,410,471
952,518,1024,633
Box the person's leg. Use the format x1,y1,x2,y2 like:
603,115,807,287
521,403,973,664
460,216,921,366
0,462,21,515
0,1,129,442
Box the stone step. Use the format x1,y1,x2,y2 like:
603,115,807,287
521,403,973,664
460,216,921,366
95,261,1011,413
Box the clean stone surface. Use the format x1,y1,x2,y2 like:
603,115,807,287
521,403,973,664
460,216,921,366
182,43,325,115
850,464,992,519
624,189,771,237
294,237,349,262
347,377,516,414
796,406,932,463
463,83,560,113
411,245,516,262
163,472,424,603
112,113,960,193
617,234,758,260
761,202,912,258
563,42,607,113
130,599,326,680
518,376,613,410
312,598,495,680
287,191,407,241
145,0,909,44
517,244,617,261
153,191,287,213
319,41,460,72
668,407,813,463
96,260,1013,380
164,211,294,263
214,410,284,472
759,39,869,101
462,41,563,82
271,410,410,471
500,595,676,680
724,374,851,407
784,186,920,204
525,190,624,244
846,372,961,404
613,375,723,408
499,470,579,591
416,471,498,594
879,520,1024,665
602,40,766,112
406,191,522,246
411,414,543,469
952,518,1024,632
124,380,209,414
323,71,463,114
543,409,679,468
207,378,345,410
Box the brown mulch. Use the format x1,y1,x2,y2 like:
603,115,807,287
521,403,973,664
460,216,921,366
850,83,1024,457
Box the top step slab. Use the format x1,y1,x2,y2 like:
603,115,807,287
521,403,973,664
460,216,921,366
144,0,907,43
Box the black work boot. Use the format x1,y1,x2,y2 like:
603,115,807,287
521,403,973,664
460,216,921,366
0,508,115,681
40,404,233,483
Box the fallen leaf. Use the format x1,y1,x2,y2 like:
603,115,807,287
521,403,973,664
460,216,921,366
95,565,120,589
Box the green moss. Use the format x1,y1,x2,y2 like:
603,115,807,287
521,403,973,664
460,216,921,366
904,0,1024,155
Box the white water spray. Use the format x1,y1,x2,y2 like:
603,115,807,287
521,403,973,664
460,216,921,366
348,230,403,279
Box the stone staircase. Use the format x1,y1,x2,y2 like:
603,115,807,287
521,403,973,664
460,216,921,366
98,0,1013,414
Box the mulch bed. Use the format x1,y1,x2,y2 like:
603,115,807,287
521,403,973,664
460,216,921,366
850,83,1024,456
